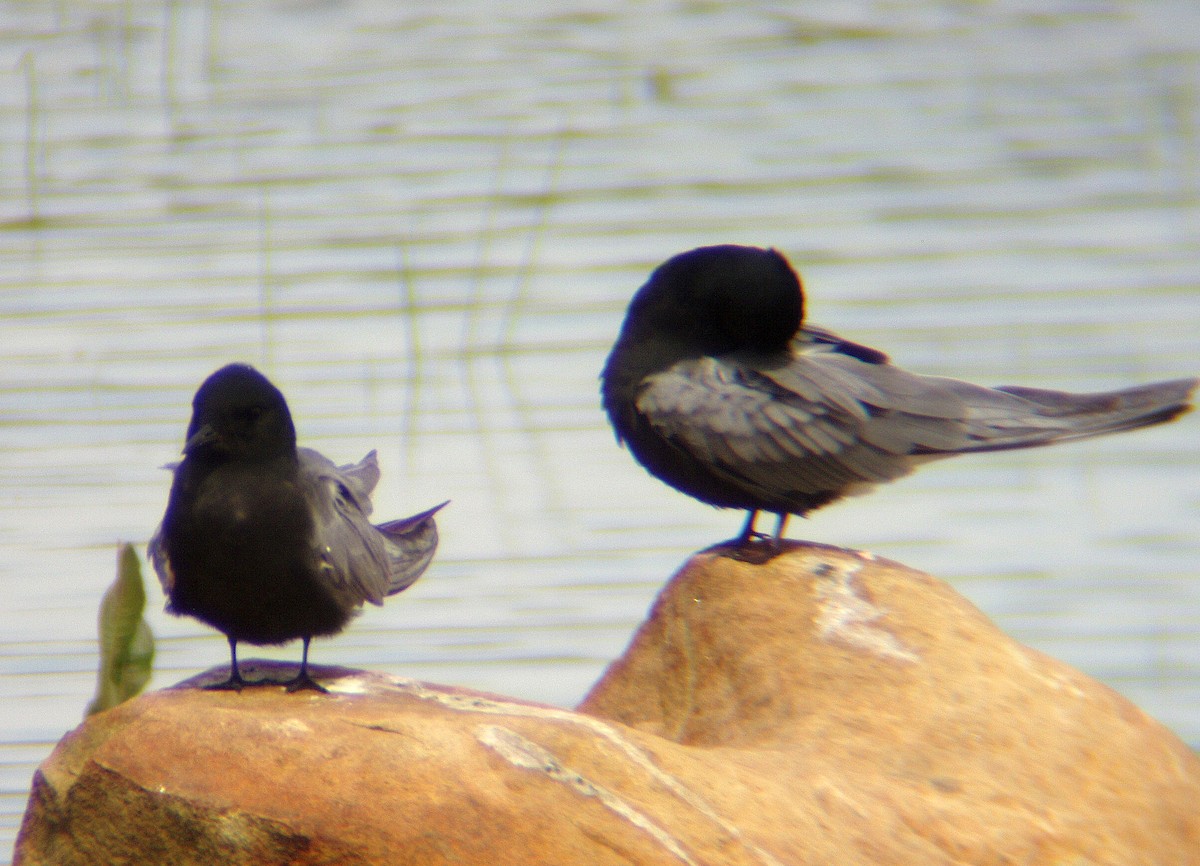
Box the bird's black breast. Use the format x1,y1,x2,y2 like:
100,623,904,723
617,401,770,511
161,461,351,644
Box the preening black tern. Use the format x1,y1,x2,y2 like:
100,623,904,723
602,245,1197,544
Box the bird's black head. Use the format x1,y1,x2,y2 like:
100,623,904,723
624,245,804,357
183,364,297,463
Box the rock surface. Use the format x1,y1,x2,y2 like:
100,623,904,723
16,542,1200,865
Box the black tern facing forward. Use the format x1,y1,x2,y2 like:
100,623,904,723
149,363,445,691
602,245,1197,544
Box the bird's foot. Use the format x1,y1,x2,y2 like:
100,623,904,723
283,671,328,693
726,529,777,549
710,530,788,564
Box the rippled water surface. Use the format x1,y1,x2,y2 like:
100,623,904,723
2,0,1199,857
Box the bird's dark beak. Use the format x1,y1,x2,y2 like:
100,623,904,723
183,423,219,455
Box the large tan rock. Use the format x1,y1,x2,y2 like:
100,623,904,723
16,543,1200,865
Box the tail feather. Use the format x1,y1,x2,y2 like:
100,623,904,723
376,501,448,595
954,377,1197,453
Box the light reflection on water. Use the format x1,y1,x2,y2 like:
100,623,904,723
2,0,1199,858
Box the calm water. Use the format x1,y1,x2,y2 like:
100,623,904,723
2,0,1199,857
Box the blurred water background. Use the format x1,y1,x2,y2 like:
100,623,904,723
1,0,1198,858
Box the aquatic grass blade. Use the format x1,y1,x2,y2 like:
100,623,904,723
86,543,155,716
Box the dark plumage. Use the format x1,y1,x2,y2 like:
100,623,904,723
602,245,1198,544
149,364,445,691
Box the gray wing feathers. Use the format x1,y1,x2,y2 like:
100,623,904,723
302,448,380,515
636,349,1196,505
148,463,182,595
300,450,442,607
639,357,907,497
376,502,446,595
332,448,381,505
954,376,1197,451
147,526,172,595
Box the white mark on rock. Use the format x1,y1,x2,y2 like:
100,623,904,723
325,676,371,695
1007,644,1088,699
380,677,786,866
262,718,312,737
811,557,919,664
477,725,697,865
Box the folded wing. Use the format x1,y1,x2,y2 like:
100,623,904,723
636,334,1197,512
300,449,444,607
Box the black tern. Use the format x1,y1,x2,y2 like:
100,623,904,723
602,245,1197,544
149,363,445,691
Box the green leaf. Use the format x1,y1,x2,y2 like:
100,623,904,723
86,543,156,717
